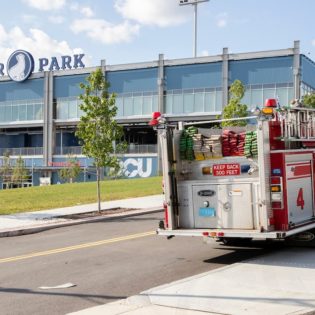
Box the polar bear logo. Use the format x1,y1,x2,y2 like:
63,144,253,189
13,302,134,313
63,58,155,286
8,54,26,81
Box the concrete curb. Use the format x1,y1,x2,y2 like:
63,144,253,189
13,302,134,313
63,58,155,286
0,207,163,238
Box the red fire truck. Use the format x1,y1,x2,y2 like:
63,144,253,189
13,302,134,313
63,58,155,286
151,99,315,244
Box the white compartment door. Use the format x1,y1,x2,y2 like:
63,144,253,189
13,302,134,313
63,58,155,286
192,185,220,228
286,161,314,225
218,184,254,229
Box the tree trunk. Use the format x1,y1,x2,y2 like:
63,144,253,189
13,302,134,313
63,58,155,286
96,166,101,213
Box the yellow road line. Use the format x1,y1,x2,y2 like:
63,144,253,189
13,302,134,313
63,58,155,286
0,231,155,264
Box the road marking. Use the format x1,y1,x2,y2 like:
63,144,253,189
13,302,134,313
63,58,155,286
0,231,155,264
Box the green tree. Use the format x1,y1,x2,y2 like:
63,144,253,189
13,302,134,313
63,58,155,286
76,68,125,212
58,156,81,183
302,93,315,108
12,156,29,187
0,151,12,187
222,79,248,127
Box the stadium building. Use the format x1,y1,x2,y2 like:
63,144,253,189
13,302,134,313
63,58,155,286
0,40,315,187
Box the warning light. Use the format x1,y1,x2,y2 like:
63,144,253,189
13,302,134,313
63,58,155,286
261,107,274,115
149,112,162,126
271,185,281,192
202,166,212,175
265,98,277,108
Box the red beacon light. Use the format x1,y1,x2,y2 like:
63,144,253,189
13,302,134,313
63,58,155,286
265,98,278,108
149,111,162,126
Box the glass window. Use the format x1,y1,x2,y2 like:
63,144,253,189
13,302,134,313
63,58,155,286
115,97,123,117
251,89,263,108
204,92,216,113
173,94,183,114
194,93,204,112
242,90,251,108
133,96,142,115
142,96,152,115
27,104,34,120
276,87,288,106
19,105,27,120
152,95,158,112
215,91,222,112
183,93,194,113
263,88,276,103
0,106,5,122
34,104,42,120
165,95,173,114
124,97,133,116
68,99,77,119
11,105,18,121
5,105,12,122
57,100,68,119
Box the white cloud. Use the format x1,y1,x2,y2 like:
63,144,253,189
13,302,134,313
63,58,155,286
23,0,66,11
114,0,190,27
201,50,209,57
216,13,228,28
80,7,94,18
49,15,65,24
71,18,140,44
312,39,315,47
70,3,94,18
0,24,91,70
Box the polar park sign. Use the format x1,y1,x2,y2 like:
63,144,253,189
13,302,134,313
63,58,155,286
0,50,85,82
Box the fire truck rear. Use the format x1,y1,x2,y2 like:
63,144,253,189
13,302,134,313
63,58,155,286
151,99,315,243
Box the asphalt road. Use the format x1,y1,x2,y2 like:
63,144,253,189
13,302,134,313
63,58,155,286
0,211,285,315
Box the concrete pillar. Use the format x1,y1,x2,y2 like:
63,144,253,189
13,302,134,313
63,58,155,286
157,54,165,176
222,47,229,110
293,40,301,100
43,71,54,177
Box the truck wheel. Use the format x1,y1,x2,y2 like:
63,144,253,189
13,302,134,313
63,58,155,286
285,229,315,247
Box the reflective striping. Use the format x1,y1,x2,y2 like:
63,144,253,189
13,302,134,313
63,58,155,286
0,231,155,264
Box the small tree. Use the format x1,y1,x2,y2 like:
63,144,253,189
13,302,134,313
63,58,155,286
0,151,12,187
58,156,81,183
12,156,29,187
222,80,248,127
302,93,315,108
76,68,125,212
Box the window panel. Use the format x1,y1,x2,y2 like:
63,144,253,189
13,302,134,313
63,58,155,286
173,94,183,114
68,100,77,119
194,93,204,112
251,89,263,107
0,106,5,122
133,96,142,115
27,104,34,120
19,105,27,120
152,95,158,112
263,88,276,103
5,105,12,122
276,87,288,106
123,97,133,116
142,96,152,115
165,95,173,114
183,93,194,113
115,97,123,117
34,104,42,120
204,92,216,112
215,91,222,111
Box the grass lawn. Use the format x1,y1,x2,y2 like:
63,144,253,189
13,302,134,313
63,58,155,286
0,176,162,215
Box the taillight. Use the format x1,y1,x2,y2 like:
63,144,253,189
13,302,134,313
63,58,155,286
270,176,283,209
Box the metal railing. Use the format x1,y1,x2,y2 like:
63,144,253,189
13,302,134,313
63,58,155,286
0,144,158,157
0,147,43,156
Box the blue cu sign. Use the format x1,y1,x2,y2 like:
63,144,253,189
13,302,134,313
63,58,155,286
7,50,34,82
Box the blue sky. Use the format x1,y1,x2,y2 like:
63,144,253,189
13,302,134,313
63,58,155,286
0,0,315,69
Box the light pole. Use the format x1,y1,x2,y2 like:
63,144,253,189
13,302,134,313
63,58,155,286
179,0,210,58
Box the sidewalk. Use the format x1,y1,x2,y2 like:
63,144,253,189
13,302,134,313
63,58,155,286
0,194,164,237
69,247,315,315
